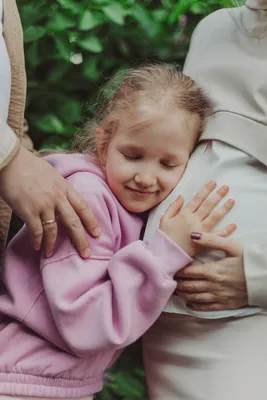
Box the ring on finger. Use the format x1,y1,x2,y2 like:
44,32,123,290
41,219,56,226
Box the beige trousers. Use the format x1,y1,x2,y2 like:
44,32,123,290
143,312,267,400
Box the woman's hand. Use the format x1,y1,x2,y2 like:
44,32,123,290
0,146,100,258
175,232,248,311
160,180,236,257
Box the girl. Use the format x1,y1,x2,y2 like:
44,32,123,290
0,65,235,400
143,2,267,399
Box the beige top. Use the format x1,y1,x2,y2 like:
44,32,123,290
185,1,267,167
184,0,267,308
0,0,28,259
0,0,27,170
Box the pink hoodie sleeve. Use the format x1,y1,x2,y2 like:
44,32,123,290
40,174,192,357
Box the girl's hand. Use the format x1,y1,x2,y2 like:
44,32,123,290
160,181,236,257
175,232,248,311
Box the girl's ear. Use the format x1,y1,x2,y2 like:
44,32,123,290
96,128,106,167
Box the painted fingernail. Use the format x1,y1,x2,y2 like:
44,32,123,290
83,248,91,258
45,251,53,258
93,227,101,236
191,232,202,240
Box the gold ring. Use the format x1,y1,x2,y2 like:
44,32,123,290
41,219,56,226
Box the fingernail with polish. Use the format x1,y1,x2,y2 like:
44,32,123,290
191,232,202,240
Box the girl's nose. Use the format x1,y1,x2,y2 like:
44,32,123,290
134,173,157,188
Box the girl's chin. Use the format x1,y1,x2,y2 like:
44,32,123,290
121,200,157,214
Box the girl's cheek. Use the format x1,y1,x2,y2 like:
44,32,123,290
163,169,184,190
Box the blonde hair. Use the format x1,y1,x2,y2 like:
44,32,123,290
72,64,212,157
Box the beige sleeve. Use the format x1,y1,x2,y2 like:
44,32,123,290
0,118,20,171
244,243,267,309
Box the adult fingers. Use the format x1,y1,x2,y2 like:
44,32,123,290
177,291,217,303
67,187,101,237
175,263,214,280
26,215,44,251
196,185,229,219
175,278,217,293
40,212,58,258
190,232,243,257
57,199,91,259
183,180,216,213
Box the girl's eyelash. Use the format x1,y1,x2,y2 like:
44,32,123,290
122,153,141,160
161,162,177,169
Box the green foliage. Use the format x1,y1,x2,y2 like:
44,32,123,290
18,1,244,399
18,0,241,152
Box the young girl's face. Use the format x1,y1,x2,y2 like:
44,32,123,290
102,109,200,213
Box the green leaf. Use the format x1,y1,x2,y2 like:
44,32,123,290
39,135,72,151
35,114,65,134
20,4,46,26
57,0,85,15
79,10,101,31
129,3,152,28
57,99,82,124
83,58,101,81
168,0,195,24
53,32,73,61
47,62,70,83
46,11,76,31
190,2,207,14
78,36,103,53
24,26,46,43
26,41,41,68
102,3,126,25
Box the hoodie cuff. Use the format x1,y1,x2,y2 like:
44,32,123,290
147,229,192,280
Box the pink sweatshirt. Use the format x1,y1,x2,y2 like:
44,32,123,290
0,154,192,398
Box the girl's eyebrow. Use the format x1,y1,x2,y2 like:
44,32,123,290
121,143,145,152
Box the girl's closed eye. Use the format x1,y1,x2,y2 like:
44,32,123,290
161,161,178,169
122,152,142,160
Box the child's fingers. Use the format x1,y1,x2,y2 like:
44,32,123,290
203,198,235,229
183,180,217,213
196,185,229,220
190,231,243,256
216,223,237,238
162,195,184,220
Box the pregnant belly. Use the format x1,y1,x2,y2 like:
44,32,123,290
145,140,267,318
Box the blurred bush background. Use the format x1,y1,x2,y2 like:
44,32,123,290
17,1,243,398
